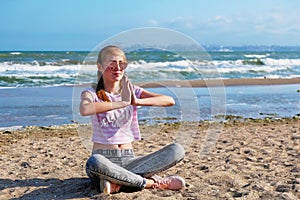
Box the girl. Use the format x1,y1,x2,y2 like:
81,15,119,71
80,45,185,194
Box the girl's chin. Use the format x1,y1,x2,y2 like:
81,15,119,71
112,76,123,81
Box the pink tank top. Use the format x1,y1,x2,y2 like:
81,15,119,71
83,86,143,144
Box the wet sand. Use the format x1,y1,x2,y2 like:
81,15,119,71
1,118,299,199
136,77,300,88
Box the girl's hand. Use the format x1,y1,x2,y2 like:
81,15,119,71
130,83,139,106
121,76,131,103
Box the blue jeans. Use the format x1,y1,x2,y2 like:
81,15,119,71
85,143,185,190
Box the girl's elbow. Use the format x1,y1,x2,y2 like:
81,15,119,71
167,97,175,106
170,100,175,106
79,109,87,116
79,106,90,116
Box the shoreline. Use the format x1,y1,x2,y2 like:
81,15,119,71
1,79,299,129
0,78,299,90
1,82,299,129
0,118,299,199
136,77,300,88
1,114,299,132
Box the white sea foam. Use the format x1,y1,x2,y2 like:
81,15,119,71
217,65,290,73
128,60,196,70
264,58,300,66
244,54,270,58
152,61,289,75
0,62,82,72
0,126,24,131
1,58,299,74
10,52,22,55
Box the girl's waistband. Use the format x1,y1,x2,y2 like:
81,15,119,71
92,149,134,157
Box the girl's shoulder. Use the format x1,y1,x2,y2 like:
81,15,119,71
82,87,96,94
82,87,99,100
133,85,143,98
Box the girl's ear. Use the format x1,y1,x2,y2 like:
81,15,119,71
97,63,104,72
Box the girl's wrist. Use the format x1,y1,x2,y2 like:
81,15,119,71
120,101,131,108
110,101,130,110
132,98,140,106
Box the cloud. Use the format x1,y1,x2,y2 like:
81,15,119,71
148,19,159,26
142,9,300,45
200,11,300,37
208,15,232,24
247,12,300,35
167,16,196,29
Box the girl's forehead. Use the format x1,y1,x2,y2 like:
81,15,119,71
105,54,125,62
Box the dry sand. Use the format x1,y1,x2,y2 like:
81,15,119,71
1,117,299,200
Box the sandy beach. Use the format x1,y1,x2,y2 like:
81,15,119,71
2,2,300,199
1,117,299,200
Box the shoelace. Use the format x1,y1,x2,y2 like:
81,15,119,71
151,178,170,189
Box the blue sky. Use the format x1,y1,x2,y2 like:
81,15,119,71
1,0,300,50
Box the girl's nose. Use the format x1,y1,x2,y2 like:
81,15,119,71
116,63,121,69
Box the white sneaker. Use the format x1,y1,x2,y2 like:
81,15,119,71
151,175,185,190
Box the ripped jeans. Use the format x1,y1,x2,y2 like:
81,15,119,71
85,143,185,190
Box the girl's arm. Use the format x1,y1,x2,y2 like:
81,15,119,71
79,91,130,116
132,89,175,107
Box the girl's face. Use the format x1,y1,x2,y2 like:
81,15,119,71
99,54,127,82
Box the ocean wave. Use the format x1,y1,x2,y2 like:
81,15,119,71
1,56,299,72
0,62,82,73
128,60,199,71
0,59,83,67
244,54,270,58
211,58,300,66
1,49,300,88
10,52,22,55
264,58,300,66
216,65,291,74
0,74,79,87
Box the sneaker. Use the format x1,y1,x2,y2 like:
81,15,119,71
151,175,185,190
99,179,121,194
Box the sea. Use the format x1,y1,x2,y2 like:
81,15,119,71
0,45,299,129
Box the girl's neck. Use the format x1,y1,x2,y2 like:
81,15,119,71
104,81,121,95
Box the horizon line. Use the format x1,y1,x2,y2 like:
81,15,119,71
1,44,300,52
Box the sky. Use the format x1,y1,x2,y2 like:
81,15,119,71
1,0,300,50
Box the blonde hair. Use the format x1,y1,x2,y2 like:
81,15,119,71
97,45,126,65
96,45,127,101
